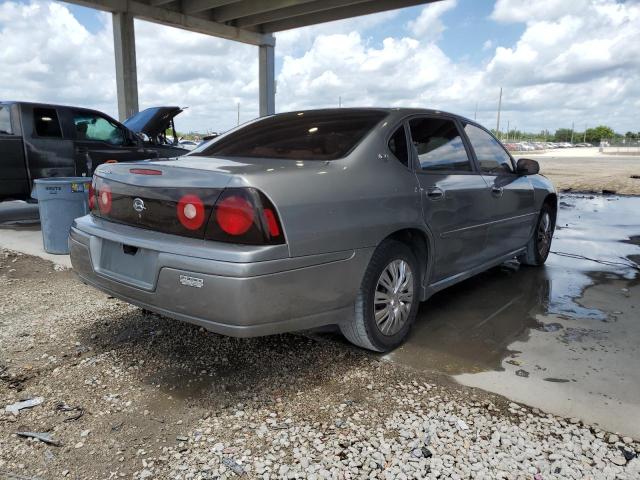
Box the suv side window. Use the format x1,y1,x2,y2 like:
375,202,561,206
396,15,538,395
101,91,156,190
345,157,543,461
408,117,471,172
388,125,409,167
0,105,12,134
34,108,63,138
73,112,125,146
464,123,514,174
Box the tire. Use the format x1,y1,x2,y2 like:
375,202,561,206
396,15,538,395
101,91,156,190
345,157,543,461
520,203,555,266
340,239,420,352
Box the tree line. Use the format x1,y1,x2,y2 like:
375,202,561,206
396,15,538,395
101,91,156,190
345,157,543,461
495,125,639,144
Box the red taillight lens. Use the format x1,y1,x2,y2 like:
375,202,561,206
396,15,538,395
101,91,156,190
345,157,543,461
206,188,284,245
215,195,255,235
263,208,280,237
88,181,95,211
98,184,112,214
177,194,206,231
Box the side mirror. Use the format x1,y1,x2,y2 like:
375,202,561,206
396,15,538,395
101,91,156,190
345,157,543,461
516,158,539,175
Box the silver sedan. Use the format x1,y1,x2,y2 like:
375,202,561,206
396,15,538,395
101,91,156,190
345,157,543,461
69,108,556,351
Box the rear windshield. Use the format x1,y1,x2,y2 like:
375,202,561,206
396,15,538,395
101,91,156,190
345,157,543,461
193,110,387,160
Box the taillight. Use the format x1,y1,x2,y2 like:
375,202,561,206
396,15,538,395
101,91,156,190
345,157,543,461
215,195,255,235
98,184,112,214
88,181,95,211
206,188,284,245
177,194,206,231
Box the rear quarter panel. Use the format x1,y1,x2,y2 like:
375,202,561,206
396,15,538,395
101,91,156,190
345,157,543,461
227,121,425,257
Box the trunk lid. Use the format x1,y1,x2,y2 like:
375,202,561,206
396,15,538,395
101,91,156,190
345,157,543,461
91,161,231,239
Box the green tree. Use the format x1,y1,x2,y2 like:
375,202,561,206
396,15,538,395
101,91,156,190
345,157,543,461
584,125,615,144
554,128,573,142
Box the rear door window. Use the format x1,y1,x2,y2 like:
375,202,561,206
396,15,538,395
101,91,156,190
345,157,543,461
408,117,471,172
73,112,125,146
194,110,387,160
464,123,514,174
33,107,62,138
0,105,12,134
388,125,409,167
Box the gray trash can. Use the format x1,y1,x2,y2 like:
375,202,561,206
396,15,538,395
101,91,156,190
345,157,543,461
32,177,92,254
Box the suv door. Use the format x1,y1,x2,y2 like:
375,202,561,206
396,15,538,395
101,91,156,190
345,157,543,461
408,116,494,282
26,106,75,181
70,110,157,174
462,123,535,257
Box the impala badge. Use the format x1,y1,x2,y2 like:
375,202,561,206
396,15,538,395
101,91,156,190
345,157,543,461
133,198,146,213
179,275,204,288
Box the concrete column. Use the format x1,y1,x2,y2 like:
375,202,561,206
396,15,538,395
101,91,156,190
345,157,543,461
258,36,275,116
112,11,139,121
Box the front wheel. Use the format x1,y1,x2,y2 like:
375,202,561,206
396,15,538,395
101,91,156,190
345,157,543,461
520,204,555,266
340,240,420,352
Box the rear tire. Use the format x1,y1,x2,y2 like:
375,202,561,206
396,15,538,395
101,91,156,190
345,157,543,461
340,240,420,352
520,203,555,266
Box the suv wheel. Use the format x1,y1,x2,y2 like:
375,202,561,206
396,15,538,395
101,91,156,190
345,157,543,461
340,240,420,352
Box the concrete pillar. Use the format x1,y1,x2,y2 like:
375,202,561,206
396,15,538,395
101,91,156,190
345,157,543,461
258,36,275,116
112,12,139,121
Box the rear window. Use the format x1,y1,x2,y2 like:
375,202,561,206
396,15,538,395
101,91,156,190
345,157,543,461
194,110,387,160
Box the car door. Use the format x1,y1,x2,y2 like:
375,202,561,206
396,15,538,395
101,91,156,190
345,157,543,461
462,123,536,258
69,110,157,175
408,116,494,282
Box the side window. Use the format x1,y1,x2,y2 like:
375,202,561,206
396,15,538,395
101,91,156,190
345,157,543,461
0,105,12,134
33,108,62,138
408,117,471,172
73,112,125,146
388,125,409,167
464,123,514,174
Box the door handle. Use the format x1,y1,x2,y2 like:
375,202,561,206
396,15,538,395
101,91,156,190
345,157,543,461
491,186,504,197
426,187,445,200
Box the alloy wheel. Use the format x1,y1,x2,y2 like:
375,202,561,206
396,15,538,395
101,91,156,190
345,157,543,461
373,259,414,336
537,211,552,257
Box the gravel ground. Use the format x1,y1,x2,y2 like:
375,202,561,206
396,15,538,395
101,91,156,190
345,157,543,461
1,249,639,479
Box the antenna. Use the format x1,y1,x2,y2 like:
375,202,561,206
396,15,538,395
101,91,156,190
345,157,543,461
496,87,502,136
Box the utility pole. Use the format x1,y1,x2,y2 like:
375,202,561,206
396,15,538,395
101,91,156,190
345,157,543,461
584,124,587,143
570,121,574,144
506,120,510,141
496,87,502,138
237,103,240,126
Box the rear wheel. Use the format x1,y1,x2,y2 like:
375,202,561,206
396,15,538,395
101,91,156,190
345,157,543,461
340,240,420,352
520,203,555,266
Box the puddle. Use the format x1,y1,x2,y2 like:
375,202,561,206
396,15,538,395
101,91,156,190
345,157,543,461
384,193,640,436
385,194,640,373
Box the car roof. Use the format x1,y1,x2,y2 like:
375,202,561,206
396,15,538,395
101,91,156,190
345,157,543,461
273,107,474,124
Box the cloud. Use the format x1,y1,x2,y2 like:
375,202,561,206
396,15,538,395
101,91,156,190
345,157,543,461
0,0,638,134
407,0,457,41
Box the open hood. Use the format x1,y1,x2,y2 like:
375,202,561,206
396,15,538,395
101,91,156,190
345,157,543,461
123,106,183,137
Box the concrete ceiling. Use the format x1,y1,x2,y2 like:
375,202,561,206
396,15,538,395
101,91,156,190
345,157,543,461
64,0,441,45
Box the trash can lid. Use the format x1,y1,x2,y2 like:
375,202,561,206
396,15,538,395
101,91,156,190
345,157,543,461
34,177,92,184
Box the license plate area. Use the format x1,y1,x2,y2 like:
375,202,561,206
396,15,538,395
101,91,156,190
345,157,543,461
98,239,158,290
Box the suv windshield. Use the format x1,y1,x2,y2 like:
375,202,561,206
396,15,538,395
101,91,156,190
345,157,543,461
193,110,387,160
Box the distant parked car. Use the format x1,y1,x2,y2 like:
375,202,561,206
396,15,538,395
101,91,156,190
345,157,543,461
70,108,557,352
0,102,189,200
178,140,199,151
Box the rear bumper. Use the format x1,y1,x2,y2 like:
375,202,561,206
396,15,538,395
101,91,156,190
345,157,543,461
69,217,373,337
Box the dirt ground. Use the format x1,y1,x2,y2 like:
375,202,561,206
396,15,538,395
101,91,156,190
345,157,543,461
1,250,640,479
526,150,640,195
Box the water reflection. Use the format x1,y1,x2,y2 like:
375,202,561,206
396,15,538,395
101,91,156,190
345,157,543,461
385,194,640,375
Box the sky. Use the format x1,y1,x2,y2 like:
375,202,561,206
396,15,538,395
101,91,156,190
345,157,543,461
0,0,638,134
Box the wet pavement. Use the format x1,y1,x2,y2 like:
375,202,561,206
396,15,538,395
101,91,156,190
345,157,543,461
384,194,640,437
